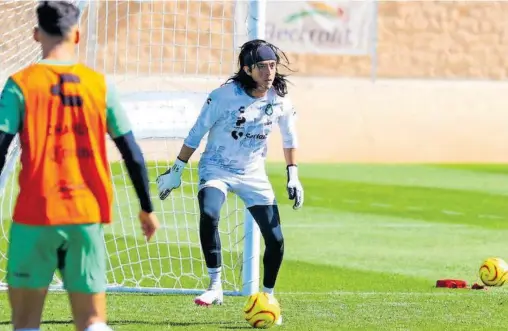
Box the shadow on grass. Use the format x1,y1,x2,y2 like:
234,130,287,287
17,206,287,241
0,319,247,327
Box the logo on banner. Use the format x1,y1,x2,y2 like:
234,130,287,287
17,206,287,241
285,2,346,23
264,1,374,54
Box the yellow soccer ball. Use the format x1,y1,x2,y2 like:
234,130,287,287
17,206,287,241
479,257,508,287
243,292,281,329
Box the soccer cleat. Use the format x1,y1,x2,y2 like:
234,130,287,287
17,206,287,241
194,287,224,307
265,292,283,326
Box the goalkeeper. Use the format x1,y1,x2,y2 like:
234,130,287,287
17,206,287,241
0,2,159,330
156,39,304,323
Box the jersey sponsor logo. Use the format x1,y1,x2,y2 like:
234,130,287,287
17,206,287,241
235,106,246,126
50,145,93,164
12,271,30,278
54,180,87,200
245,132,267,140
231,130,244,140
231,106,247,140
47,123,88,136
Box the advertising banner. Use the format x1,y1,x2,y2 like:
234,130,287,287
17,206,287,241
236,0,377,55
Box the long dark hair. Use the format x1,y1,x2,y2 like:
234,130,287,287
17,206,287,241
223,39,294,97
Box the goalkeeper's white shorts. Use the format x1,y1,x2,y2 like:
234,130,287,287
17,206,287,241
198,166,276,207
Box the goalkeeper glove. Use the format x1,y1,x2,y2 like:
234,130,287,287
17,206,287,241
156,158,186,200
286,164,304,210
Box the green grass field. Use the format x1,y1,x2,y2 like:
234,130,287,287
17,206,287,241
1,163,508,330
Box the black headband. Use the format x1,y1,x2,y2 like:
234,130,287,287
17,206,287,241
243,45,277,66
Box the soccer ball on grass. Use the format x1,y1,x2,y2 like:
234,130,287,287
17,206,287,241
243,292,281,329
479,257,508,287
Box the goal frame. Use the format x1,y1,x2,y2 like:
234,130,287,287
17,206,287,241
0,0,265,297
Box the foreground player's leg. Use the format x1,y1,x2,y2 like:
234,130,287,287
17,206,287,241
64,224,113,331
7,222,58,330
68,292,110,331
195,187,226,306
8,287,47,331
248,204,284,325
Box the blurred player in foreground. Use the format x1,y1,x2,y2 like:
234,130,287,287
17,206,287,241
156,39,304,324
0,2,159,330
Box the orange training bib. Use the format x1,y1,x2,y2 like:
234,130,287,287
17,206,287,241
10,63,113,226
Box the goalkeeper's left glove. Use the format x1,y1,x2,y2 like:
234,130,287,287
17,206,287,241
286,164,304,210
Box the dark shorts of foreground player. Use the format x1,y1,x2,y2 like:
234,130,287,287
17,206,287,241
7,222,106,294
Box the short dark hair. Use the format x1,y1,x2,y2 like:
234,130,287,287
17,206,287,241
224,39,294,98
37,1,80,37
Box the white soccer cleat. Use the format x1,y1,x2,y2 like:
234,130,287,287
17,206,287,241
194,287,224,307
270,293,283,326
264,292,283,326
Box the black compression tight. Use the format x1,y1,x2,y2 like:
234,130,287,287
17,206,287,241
198,187,284,289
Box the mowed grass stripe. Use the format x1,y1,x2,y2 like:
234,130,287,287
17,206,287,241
265,163,508,196
275,258,432,293
432,163,508,175
267,174,508,229
5,163,508,228
278,206,508,281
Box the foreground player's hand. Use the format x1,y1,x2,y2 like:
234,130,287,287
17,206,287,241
286,165,304,209
139,211,160,241
156,159,186,200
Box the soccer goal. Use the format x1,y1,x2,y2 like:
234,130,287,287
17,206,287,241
0,0,265,297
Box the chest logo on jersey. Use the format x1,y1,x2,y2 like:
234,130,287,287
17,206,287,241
231,106,246,140
264,104,273,116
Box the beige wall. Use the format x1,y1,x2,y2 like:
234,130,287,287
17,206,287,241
268,78,508,163
107,75,508,164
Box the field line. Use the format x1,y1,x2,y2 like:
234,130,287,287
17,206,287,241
277,290,498,296
337,198,507,221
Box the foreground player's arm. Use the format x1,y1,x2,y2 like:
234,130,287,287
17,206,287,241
278,97,304,209
106,83,153,213
0,78,23,174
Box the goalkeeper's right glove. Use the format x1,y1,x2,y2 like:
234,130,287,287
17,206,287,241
156,158,186,200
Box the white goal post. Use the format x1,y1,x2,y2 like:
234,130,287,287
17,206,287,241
0,0,266,296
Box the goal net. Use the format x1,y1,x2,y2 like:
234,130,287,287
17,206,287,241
0,0,261,296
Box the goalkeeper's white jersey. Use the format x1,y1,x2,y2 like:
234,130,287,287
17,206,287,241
183,82,298,175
